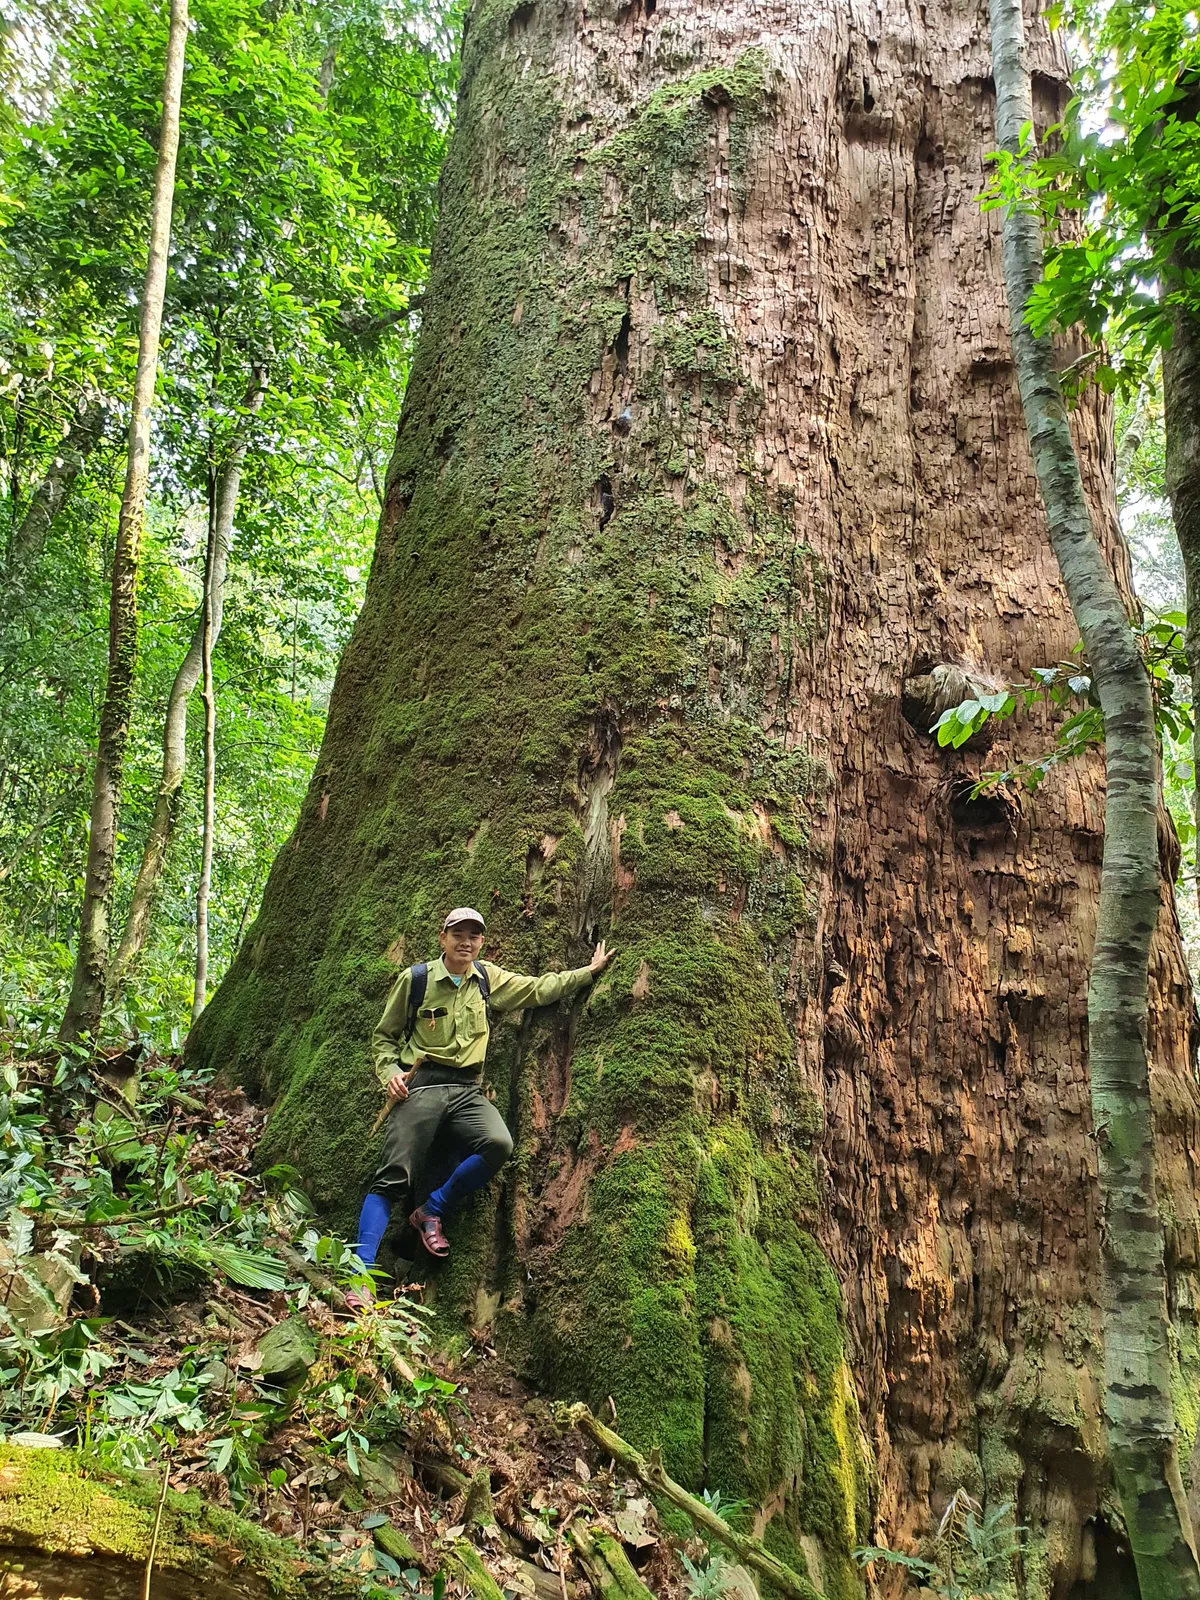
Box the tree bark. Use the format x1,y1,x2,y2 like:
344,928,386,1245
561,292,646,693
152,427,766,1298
988,0,1200,1590
193,478,218,1020
109,372,266,997
1164,305,1200,911
192,0,1200,1590
59,0,189,1043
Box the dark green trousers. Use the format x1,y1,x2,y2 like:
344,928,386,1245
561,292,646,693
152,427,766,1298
368,1067,513,1209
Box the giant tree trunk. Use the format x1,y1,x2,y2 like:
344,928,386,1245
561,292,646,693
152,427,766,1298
59,0,189,1043
988,0,1200,1588
191,0,1200,1591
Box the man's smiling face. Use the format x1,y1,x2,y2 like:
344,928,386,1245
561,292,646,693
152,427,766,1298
440,922,485,971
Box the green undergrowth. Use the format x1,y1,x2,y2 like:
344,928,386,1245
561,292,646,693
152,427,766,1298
188,6,867,1583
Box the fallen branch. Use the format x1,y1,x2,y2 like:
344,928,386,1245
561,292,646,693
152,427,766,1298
565,1404,819,1600
43,1195,206,1232
446,1537,506,1600
569,1523,654,1600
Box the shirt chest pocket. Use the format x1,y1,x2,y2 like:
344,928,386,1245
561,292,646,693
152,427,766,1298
458,991,489,1041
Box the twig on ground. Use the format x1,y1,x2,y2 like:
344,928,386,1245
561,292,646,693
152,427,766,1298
141,1458,171,1600
46,1195,205,1231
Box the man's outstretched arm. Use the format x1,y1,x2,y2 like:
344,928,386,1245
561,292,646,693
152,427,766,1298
485,939,614,1013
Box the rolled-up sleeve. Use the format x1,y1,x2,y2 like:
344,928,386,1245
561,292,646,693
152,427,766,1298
484,962,593,1014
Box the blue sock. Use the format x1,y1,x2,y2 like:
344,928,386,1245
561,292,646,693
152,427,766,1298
355,1192,391,1266
424,1154,491,1218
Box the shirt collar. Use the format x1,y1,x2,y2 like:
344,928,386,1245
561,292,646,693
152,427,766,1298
429,956,476,984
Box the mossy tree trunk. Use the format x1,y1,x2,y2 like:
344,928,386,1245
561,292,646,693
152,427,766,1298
192,0,1200,1591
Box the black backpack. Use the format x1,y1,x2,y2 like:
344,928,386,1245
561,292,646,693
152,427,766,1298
403,960,491,1042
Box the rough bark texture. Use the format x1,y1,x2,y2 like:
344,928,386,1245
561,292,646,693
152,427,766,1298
988,0,1200,1592
192,1,1200,1593
60,0,189,1042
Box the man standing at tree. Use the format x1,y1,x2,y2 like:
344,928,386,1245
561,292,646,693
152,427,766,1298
350,908,612,1293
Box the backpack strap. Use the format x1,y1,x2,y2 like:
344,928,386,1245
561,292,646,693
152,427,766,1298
473,960,491,1019
404,962,428,1042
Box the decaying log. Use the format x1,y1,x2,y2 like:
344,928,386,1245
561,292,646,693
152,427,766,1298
0,1444,364,1599
569,1524,655,1600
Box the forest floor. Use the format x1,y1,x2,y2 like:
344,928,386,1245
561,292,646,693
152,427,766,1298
0,1045,711,1600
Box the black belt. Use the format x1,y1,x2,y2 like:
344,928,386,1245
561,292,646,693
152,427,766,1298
408,1063,483,1089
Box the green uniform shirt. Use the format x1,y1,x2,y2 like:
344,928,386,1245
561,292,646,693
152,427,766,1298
372,956,593,1086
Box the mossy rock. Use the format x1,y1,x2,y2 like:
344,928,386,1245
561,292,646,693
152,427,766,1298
256,1317,319,1388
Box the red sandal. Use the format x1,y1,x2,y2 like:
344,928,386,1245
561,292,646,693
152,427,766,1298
409,1205,450,1257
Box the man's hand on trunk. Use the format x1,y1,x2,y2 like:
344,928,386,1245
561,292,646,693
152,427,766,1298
589,939,614,975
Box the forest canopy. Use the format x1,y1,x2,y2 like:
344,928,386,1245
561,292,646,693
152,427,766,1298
0,0,460,1042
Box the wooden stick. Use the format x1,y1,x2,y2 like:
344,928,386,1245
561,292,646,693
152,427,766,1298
141,1459,171,1600
565,1404,819,1600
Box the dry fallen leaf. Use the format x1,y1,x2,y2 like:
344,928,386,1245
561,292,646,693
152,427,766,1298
443,1524,465,1540
574,1456,591,1483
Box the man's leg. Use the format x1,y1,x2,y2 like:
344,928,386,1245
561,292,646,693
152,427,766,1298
410,1085,513,1254
356,1088,449,1266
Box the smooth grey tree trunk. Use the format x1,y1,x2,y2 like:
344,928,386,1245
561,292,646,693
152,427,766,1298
1164,307,1200,915
988,0,1200,1590
59,0,190,1043
193,484,218,1020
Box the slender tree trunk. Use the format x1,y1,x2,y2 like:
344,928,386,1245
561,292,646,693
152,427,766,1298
59,0,189,1044
192,1,1200,1588
988,0,1200,1589
109,372,265,994
4,398,106,577
1164,306,1200,913
193,489,218,1020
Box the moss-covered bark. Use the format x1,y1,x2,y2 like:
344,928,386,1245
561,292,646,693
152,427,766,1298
191,6,864,1583
192,0,1200,1592
0,1445,353,1598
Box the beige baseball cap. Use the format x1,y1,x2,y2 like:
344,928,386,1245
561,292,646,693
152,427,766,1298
443,907,486,932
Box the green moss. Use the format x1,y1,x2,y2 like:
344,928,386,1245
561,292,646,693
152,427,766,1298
1172,1315,1200,1452
0,1445,342,1595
